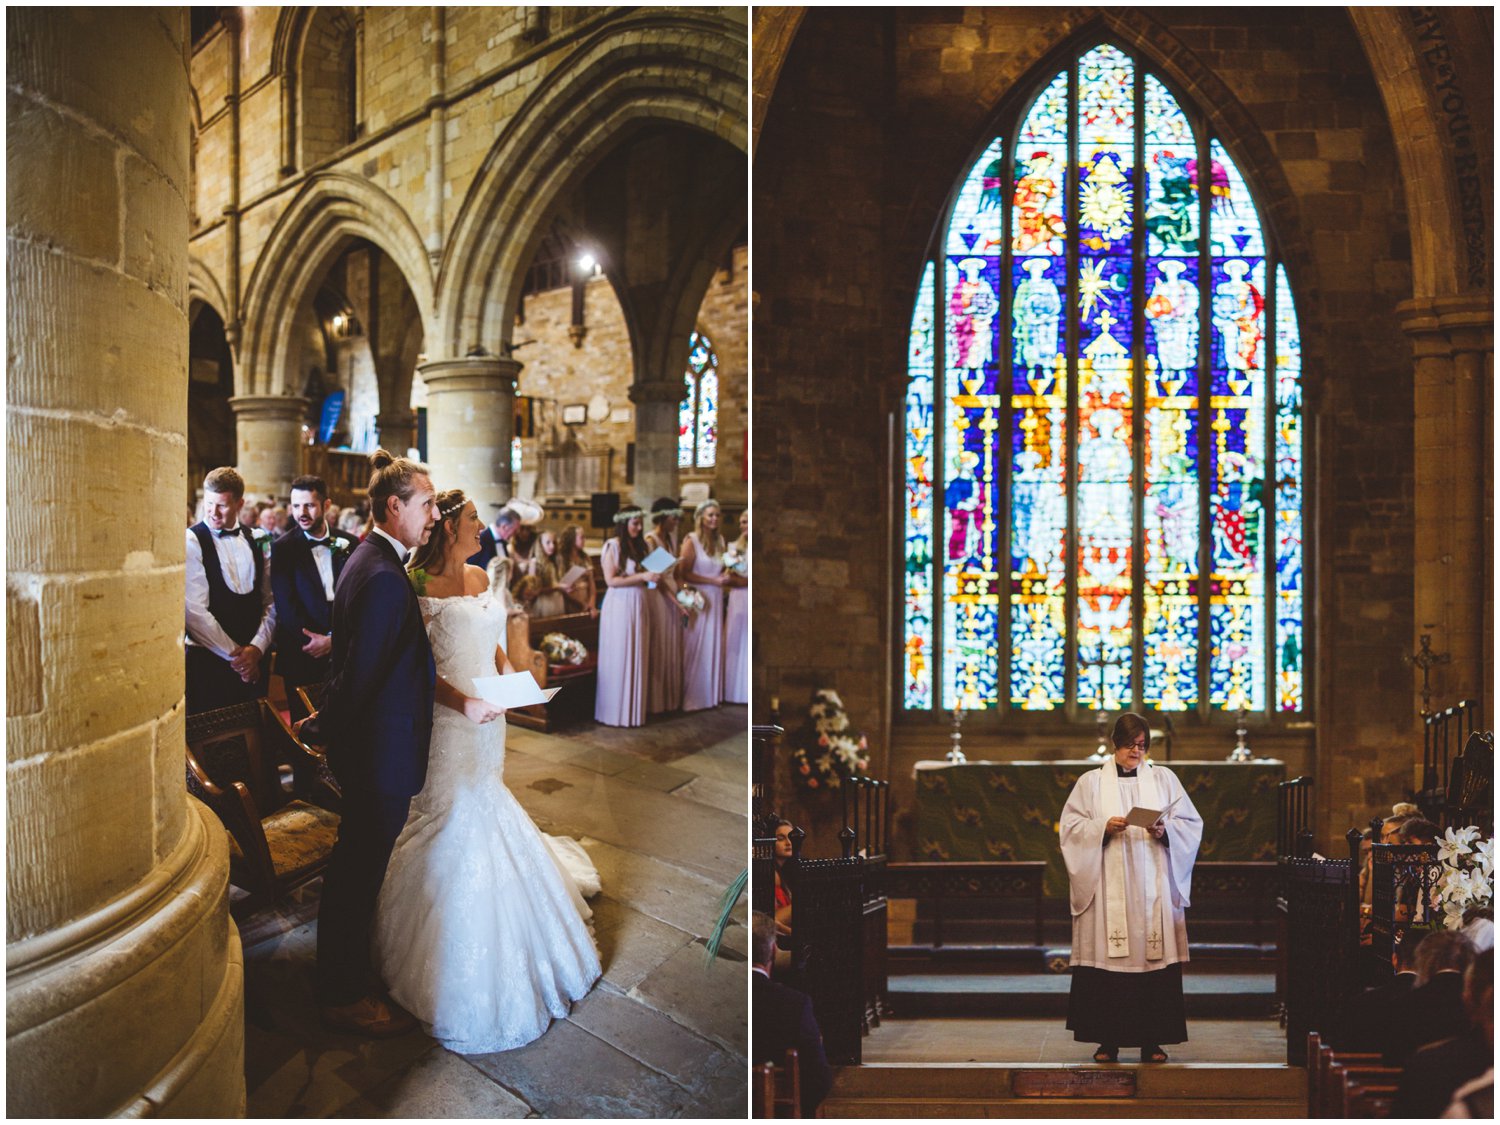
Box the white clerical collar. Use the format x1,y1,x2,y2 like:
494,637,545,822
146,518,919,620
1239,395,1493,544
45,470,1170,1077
370,525,409,563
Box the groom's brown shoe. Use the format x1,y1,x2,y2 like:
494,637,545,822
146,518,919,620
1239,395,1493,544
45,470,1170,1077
321,995,417,1038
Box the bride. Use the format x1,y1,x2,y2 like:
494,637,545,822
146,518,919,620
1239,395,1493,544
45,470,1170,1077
373,488,602,1053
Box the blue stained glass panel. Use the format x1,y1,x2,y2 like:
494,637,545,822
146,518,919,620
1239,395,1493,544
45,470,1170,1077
905,263,937,709
1274,264,1303,712
1144,75,1198,257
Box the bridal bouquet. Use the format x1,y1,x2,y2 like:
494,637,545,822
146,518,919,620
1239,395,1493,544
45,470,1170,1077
1434,826,1493,930
676,586,705,625
721,544,749,578
540,632,588,666
790,688,870,792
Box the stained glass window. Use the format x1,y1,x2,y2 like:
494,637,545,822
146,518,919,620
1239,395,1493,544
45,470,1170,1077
679,330,718,469
902,42,1305,719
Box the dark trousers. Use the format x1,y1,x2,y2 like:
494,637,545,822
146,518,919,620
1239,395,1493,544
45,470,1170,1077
186,645,266,714
315,784,412,1005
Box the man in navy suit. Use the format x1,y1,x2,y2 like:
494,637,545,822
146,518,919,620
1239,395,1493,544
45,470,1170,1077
752,911,833,1116
270,475,357,724
466,504,517,569
298,451,437,1037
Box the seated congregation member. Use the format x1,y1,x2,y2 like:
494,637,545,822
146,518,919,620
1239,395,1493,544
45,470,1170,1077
593,505,664,728
259,504,287,536
557,526,598,616
467,503,517,569
185,466,275,714
271,474,358,724
645,498,686,714
1394,949,1492,1119
1060,712,1203,1064
1333,925,1420,1052
1382,929,1476,1064
722,508,749,704
678,499,729,712
751,911,832,1118
526,527,567,618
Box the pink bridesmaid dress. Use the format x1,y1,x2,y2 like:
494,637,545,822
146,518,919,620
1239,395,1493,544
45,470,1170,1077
723,581,748,704
680,533,725,712
593,539,650,727
644,531,683,713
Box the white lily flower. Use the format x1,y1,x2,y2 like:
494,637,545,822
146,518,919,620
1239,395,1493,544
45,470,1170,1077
1438,828,1473,865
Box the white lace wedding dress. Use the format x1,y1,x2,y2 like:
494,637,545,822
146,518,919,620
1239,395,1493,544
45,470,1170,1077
373,591,602,1054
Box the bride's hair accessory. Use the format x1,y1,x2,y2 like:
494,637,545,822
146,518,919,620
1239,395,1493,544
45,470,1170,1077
439,496,468,519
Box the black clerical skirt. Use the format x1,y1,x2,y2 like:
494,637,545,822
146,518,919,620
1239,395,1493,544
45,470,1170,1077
1066,963,1187,1046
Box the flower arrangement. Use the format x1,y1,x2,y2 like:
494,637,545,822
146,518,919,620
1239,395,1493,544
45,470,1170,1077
407,567,430,596
676,586,706,625
790,688,870,792
722,544,748,578
1434,826,1493,930
540,632,588,666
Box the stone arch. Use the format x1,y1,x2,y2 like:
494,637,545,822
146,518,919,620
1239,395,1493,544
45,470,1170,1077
187,256,230,329
271,6,362,175
1347,7,1490,300
434,10,747,360
240,172,434,398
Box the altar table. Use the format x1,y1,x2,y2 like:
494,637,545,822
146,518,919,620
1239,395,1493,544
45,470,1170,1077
912,759,1284,898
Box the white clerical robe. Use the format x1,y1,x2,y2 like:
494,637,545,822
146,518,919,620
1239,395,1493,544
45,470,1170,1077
1059,763,1203,971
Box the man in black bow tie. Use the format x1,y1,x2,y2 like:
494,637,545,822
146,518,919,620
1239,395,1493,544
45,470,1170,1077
185,466,276,714
271,475,357,724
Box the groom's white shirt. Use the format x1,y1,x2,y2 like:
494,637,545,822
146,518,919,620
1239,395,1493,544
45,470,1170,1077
185,526,276,659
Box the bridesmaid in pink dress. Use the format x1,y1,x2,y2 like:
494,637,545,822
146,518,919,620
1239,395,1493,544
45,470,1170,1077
678,500,730,712
593,506,666,727
722,509,749,704
645,498,686,714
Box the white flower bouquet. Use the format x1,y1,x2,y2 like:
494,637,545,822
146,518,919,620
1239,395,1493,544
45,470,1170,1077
540,632,588,666
676,586,706,625
722,544,749,578
1435,826,1493,930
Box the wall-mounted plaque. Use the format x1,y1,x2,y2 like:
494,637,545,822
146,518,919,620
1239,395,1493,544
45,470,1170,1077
561,403,587,425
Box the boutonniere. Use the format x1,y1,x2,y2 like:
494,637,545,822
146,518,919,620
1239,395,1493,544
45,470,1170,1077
331,536,354,560
256,531,273,559
408,567,430,596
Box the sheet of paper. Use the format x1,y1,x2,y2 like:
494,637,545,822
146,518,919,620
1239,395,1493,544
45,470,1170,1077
641,546,676,574
559,564,589,587
471,671,550,709
1124,805,1164,828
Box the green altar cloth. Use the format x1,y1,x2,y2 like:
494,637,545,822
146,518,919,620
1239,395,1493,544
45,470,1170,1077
912,759,1284,898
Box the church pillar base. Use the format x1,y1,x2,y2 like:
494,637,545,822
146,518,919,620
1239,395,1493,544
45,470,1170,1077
630,379,685,506
229,394,310,499
6,802,246,1116
418,357,519,512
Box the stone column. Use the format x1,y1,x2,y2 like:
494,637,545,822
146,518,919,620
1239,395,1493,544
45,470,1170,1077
7,8,244,1116
630,379,685,506
376,408,418,456
419,356,519,511
229,393,309,499
1399,295,1493,723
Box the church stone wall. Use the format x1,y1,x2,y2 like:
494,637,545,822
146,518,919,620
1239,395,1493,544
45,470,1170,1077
755,7,1431,851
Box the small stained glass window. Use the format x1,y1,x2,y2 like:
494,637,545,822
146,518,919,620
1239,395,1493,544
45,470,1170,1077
902,42,1304,719
679,331,718,470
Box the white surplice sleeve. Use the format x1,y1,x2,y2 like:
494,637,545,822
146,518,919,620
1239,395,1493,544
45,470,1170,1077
1059,769,1105,917
1155,767,1204,908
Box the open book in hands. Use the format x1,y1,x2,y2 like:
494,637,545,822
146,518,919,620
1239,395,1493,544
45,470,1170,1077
1124,792,1183,829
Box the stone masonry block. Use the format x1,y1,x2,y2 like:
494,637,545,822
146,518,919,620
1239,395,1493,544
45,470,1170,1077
26,569,186,759
6,723,155,943
6,91,121,264
153,705,187,863
7,239,187,432
8,412,182,575
7,584,43,721
123,153,188,301
8,7,190,190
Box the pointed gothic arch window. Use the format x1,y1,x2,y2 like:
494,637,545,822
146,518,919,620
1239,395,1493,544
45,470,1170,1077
679,330,719,470
902,42,1305,721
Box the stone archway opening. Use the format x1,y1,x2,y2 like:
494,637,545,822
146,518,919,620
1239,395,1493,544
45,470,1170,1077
188,300,236,512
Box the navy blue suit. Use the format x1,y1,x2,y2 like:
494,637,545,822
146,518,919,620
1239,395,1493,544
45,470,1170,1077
270,527,356,718
301,533,436,1004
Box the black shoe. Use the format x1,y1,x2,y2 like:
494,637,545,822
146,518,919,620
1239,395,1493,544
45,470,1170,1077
1141,1045,1168,1063
1093,1045,1119,1063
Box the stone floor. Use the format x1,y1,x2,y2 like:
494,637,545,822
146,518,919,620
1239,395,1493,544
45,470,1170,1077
860,1016,1287,1065
241,706,749,1118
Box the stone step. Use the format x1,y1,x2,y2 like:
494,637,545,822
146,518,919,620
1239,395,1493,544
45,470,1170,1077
889,942,1276,975
823,1062,1304,1118
887,972,1277,1018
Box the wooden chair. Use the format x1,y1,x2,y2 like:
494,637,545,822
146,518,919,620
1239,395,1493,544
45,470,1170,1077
186,699,342,917
752,1063,774,1119
294,681,325,721
773,1048,802,1118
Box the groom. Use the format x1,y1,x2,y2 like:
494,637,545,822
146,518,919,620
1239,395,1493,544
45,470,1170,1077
298,452,437,1036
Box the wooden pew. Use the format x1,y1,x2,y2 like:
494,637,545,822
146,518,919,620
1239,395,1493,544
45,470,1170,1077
1306,1032,1381,1117
1330,1062,1400,1118
504,609,589,733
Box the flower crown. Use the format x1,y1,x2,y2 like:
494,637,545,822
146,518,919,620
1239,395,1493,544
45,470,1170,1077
651,507,683,521
613,507,646,524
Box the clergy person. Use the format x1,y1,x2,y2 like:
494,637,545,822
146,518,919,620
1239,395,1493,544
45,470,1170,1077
1059,712,1202,1063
